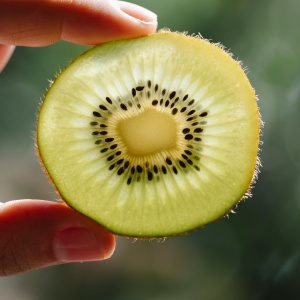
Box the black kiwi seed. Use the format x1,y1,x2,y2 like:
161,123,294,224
187,110,196,116
99,105,108,111
169,91,176,99
166,158,172,165
179,161,186,168
172,166,178,174
117,159,124,165
106,97,113,104
172,108,178,115
131,166,135,174
188,99,195,106
181,154,188,160
180,107,187,113
136,86,145,91
185,134,193,140
182,128,190,134
117,167,124,175
148,171,153,181
105,138,114,142
200,112,208,117
93,111,101,117
120,103,127,111
107,155,114,161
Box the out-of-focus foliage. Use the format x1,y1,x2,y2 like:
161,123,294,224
1,0,300,299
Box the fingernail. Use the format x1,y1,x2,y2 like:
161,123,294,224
0,45,15,73
54,227,105,262
117,2,157,23
132,7,157,23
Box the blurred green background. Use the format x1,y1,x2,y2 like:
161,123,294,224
1,0,300,299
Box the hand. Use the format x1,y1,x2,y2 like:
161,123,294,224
0,0,157,276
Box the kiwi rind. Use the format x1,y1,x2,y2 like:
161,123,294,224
37,31,261,238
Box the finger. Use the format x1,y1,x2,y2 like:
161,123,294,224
0,200,115,277
0,0,157,46
0,45,15,72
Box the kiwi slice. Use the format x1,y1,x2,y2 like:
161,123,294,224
37,32,261,238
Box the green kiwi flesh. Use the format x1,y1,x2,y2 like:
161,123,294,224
37,32,260,238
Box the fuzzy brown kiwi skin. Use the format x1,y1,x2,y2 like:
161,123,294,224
36,31,262,240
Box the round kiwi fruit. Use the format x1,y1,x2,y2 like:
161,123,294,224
37,31,261,238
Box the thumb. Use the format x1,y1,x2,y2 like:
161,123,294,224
0,200,115,276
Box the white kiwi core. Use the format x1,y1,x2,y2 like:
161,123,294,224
117,109,177,156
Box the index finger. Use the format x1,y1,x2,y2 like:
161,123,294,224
0,0,157,46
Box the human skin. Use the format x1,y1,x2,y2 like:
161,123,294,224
0,0,157,276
